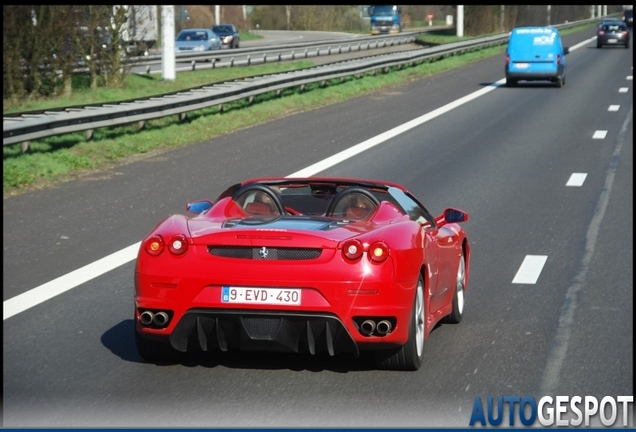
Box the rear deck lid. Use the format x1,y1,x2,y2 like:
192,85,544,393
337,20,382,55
187,215,376,249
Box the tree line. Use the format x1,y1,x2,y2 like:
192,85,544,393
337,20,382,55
3,5,138,105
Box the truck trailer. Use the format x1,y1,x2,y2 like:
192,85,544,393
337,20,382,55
115,5,159,56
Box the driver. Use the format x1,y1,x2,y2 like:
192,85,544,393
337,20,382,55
345,194,375,219
242,191,280,216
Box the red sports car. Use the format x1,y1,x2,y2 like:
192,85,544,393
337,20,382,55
134,177,470,371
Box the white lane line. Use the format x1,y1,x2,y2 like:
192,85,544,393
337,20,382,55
288,81,503,178
3,243,141,320
618,87,629,93
4,82,504,321
540,105,632,396
608,105,620,112
512,255,548,284
5,37,596,320
566,173,587,187
592,130,608,139
627,76,633,80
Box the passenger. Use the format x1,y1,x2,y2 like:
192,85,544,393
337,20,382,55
243,192,279,216
342,194,375,219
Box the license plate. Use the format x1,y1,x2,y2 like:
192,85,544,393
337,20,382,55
221,286,301,305
515,63,529,69
607,39,617,43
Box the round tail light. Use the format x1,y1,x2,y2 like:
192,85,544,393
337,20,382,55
145,235,165,256
368,241,389,262
342,239,364,261
168,234,188,255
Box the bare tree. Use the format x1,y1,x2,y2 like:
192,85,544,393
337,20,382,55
72,5,111,88
3,5,31,103
37,5,77,98
100,6,129,88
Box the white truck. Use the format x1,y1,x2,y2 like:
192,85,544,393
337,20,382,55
116,5,159,56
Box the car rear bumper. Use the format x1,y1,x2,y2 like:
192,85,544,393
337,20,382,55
165,309,362,356
506,67,563,81
597,36,629,46
134,254,416,355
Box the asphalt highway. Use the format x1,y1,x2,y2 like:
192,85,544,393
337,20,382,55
3,27,633,428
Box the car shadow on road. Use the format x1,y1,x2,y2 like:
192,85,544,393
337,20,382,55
102,319,382,373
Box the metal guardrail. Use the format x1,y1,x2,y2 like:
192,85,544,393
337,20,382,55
2,19,596,150
147,30,431,67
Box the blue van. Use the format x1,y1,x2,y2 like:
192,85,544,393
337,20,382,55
505,27,569,87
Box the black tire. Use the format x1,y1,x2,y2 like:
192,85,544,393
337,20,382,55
443,254,466,324
374,275,425,371
505,78,517,87
555,77,563,88
135,330,182,363
597,43,602,48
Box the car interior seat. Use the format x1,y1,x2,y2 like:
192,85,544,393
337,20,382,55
236,187,284,217
325,188,380,220
244,201,275,216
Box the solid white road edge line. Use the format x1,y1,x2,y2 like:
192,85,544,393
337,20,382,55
3,243,141,320
288,82,503,178
4,37,594,320
3,85,503,321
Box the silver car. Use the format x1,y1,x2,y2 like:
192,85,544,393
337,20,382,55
175,29,221,53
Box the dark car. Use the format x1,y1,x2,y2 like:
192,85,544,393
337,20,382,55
597,22,630,49
211,24,240,48
621,9,633,28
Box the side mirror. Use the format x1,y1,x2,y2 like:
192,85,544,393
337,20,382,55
187,200,213,214
563,47,570,55
444,208,469,223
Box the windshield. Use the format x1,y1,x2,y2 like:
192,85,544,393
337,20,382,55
177,31,209,41
213,26,233,33
370,5,398,16
602,23,626,32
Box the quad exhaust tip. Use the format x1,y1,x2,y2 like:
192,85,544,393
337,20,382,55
376,319,392,335
358,318,393,336
360,320,376,336
139,310,170,328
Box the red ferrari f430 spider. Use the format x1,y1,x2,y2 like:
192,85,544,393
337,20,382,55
135,177,470,371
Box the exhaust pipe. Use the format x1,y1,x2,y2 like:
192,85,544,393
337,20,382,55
360,320,376,336
376,320,392,335
139,310,154,326
153,311,170,327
